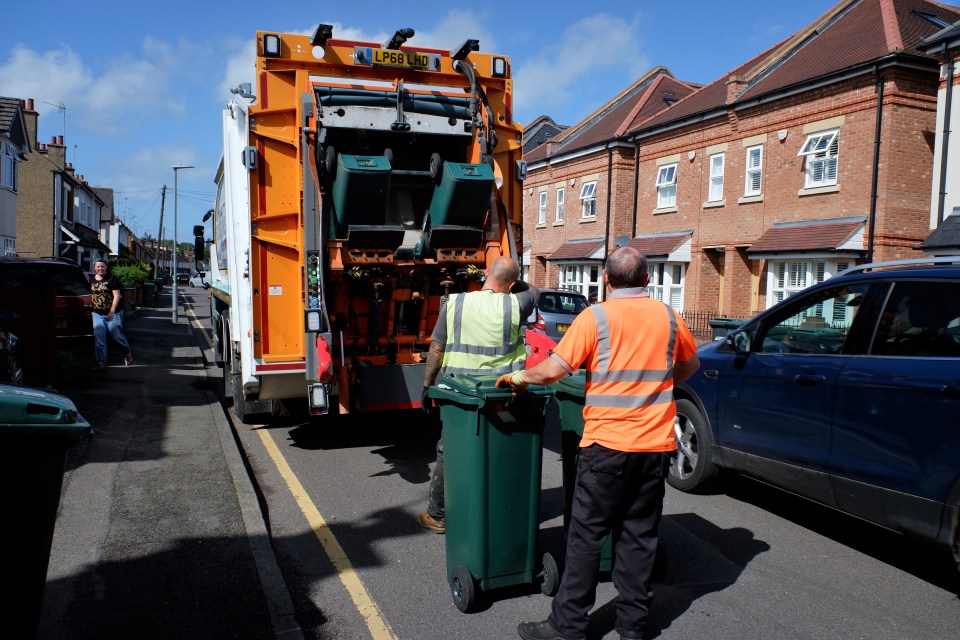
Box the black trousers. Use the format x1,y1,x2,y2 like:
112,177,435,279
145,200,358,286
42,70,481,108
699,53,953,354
549,444,669,637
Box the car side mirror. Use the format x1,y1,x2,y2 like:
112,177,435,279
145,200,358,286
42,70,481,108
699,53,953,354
729,330,751,353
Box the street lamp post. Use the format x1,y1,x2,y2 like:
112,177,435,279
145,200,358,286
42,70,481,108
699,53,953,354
172,164,193,323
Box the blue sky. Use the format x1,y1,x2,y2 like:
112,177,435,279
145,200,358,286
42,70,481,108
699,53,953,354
0,0,848,243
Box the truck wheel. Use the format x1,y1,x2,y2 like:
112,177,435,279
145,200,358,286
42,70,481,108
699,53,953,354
538,552,559,596
667,399,719,492
450,566,475,613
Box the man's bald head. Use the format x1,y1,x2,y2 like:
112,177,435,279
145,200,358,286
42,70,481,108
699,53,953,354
484,257,520,293
604,247,649,289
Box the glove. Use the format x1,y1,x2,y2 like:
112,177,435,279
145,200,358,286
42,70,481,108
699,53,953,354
495,370,529,392
421,387,435,415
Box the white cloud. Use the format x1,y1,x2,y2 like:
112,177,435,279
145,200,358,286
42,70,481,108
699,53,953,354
0,38,195,138
513,13,649,124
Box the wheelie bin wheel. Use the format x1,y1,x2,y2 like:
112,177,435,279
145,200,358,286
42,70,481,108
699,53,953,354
450,565,476,612
538,552,560,596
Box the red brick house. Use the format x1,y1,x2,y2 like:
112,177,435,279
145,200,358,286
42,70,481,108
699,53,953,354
522,67,698,303
524,0,960,325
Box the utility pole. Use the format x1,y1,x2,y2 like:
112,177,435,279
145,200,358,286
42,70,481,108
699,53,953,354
155,185,167,278
172,165,193,323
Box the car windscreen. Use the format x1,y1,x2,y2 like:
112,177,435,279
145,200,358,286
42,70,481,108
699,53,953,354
540,293,589,314
0,264,90,296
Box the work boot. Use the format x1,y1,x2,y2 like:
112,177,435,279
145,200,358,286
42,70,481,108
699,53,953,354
616,625,643,640
517,620,585,640
417,511,445,534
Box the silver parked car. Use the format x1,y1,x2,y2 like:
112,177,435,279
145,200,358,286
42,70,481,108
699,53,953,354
529,289,589,343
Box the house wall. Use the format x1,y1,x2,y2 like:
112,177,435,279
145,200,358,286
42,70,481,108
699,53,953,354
929,51,960,227
16,137,65,258
632,68,939,315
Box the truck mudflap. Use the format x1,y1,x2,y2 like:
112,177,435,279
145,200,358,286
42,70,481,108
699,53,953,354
354,363,426,411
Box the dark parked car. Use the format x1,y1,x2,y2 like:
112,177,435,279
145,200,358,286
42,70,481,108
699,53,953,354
529,289,589,342
670,258,960,572
0,257,93,345
176,272,190,285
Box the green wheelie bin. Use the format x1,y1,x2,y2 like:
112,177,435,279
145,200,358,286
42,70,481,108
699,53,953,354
429,373,559,612
0,384,93,639
553,373,613,572
552,373,667,579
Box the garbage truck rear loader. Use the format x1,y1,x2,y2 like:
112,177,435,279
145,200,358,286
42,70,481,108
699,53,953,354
206,27,526,423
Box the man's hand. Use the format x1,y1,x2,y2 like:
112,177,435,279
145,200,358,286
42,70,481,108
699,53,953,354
421,387,435,415
495,370,529,392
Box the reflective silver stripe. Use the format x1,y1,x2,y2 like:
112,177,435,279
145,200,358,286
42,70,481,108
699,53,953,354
588,368,672,384
502,298,513,345
591,305,612,373
445,339,523,355
664,305,678,370
452,294,464,345
443,362,519,375
585,388,674,407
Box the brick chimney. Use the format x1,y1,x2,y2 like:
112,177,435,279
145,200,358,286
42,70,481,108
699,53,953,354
23,98,38,149
726,75,748,104
47,134,66,169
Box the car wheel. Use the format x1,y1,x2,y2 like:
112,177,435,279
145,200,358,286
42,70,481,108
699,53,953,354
667,398,719,492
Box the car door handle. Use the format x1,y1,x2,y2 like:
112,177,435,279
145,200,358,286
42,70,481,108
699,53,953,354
943,381,960,399
794,373,826,386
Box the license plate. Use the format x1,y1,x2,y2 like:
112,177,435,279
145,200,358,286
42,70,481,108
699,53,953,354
372,48,431,70
557,323,570,333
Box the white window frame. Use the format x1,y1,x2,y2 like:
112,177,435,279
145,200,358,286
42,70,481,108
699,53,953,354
560,263,603,303
744,145,763,196
646,262,686,311
798,129,839,188
708,152,724,202
2,144,17,191
767,259,850,309
579,181,597,219
538,191,547,225
555,187,565,223
656,164,677,209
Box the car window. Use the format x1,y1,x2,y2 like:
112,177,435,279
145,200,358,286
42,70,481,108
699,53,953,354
0,264,89,296
870,281,960,357
758,283,869,354
540,293,587,314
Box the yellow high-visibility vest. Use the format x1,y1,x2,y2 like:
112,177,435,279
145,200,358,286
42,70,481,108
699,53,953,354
440,290,526,376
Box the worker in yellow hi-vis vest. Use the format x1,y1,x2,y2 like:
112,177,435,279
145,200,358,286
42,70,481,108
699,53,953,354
417,256,538,534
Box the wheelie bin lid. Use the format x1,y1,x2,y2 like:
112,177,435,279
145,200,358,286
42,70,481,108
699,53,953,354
552,371,586,398
428,373,553,406
0,384,92,441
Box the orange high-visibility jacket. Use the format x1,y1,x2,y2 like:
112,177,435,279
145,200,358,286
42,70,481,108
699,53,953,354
552,290,698,452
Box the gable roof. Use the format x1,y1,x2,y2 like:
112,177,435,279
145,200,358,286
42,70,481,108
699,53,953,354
0,97,29,152
633,0,960,135
530,67,698,163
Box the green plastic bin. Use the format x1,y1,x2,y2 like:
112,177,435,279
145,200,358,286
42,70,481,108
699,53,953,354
0,384,92,639
553,373,613,572
331,154,391,229
429,373,558,612
709,317,745,342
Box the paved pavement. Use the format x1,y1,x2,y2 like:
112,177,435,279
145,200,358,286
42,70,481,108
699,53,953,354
37,289,304,640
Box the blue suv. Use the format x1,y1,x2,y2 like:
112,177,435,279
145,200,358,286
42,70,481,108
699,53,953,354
669,258,960,572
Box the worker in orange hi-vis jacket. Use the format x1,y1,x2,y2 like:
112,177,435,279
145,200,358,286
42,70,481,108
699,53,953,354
497,246,700,640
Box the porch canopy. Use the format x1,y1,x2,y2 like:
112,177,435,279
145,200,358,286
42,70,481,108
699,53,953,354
746,216,866,259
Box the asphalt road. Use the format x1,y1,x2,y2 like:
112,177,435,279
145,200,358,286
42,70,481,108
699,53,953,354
182,288,960,640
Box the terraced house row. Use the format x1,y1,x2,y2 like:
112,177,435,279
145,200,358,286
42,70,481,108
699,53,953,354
522,0,960,332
